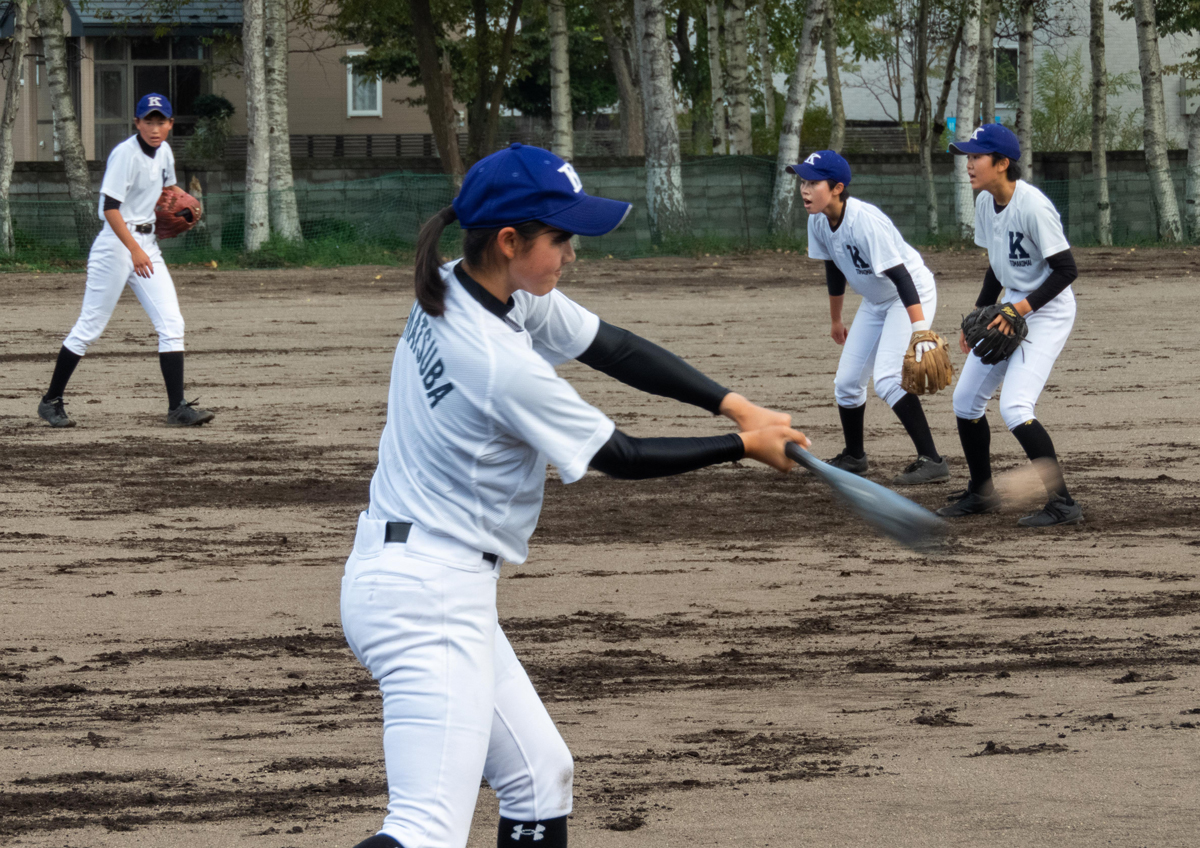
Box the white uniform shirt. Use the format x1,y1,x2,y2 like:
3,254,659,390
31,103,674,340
807,197,935,304
974,179,1071,294
367,261,615,564
97,135,177,224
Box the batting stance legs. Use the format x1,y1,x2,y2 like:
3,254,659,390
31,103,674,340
342,515,572,848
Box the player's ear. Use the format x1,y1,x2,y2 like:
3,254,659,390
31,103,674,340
495,227,520,260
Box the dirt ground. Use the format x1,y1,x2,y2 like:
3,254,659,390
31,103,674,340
1,247,1198,848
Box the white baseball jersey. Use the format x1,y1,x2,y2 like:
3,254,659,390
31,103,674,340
97,135,176,224
808,197,935,305
367,260,614,564
974,179,1071,294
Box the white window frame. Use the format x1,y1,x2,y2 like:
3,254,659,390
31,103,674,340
346,50,383,118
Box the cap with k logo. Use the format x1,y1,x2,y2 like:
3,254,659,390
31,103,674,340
452,143,632,237
786,150,852,186
135,93,173,119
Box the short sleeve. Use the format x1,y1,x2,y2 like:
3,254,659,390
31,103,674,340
807,215,831,260
1026,197,1070,257
514,289,601,366
162,144,177,188
973,194,990,248
492,353,616,484
861,214,907,275
99,143,134,203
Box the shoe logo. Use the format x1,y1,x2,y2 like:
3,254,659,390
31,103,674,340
557,162,583,194
511,824,546,841
804,151,822,165
845,244,871,272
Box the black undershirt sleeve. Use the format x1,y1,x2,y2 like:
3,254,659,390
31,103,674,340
976,265,1004,308
1024,249,1078,312
577,321,731,415
824,260,847,297
589,429,745,480
103,194,121,211
882,264,921,308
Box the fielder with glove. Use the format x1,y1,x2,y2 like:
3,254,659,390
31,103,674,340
154,186,203,239
790,150,951,486
940,124,1081,527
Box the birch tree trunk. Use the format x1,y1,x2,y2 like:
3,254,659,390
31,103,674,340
724,0,752,154
407,0,466,181
548,0,573,159
635,0,688,239
1015,0,1034,169
265,0,301,242
1132,0,1182,242
37,0,96,248
596,2,644,157
978,0,997,123
953,0,981,240
243,0,270,251
1,0,31,254
823,3,844,152
1089,0,1111,245
756,0,776,138
706,0,726,154
768,0,827,233
916,0,937,236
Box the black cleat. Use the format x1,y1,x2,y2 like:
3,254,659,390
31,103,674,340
828,450,868,475
936,488,1000,517
1018,495,1083,527
38,396,76,428
166,398,215,427
892,455,950,485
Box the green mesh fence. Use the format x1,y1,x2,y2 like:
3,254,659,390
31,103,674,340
0,158,1191,268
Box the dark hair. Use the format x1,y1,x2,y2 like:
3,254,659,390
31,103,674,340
825,178,850,200
989,153,1021,182
413,206,552,317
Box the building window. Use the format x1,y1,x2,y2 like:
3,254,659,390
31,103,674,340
92,36,211,160
996,48,1018,105
347,50,382,117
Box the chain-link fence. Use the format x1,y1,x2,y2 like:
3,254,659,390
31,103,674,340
0,158,1191,268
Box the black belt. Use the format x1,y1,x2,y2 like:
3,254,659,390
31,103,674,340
134,223,154,234
385,521,499,564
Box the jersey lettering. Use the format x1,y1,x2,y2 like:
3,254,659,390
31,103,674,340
557,162,583,193
402,305,455,408
1008,231,1032,266
845,244,871,273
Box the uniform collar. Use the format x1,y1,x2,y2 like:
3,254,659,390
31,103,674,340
135,134,158,158
454,262,515,320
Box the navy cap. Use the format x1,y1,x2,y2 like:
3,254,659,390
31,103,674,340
786,150,852,186
135,93,173,119
948,123,1020,160
452,144,632,237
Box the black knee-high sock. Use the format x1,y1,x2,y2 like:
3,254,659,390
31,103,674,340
838,403,866,458
1010,419,1073,503
499,815,567,847
159,352,185,411
956,415,993,493
44,346,82,401
351,835,403,848
890,393,940,460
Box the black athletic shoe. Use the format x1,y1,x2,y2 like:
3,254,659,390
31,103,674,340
936,488,1000,517
1018,495,1083,527
166,398,215,427
37,396,76,428
892,455,950,486
828,450,868,475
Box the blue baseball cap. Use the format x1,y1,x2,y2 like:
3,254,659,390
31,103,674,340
135,93,173,119
949,123,1020,160
452,144,632,237
786,150,852,186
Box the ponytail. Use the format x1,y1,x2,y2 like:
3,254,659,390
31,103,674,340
415,205,457,317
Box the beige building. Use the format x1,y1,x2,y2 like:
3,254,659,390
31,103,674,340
0,0,434,163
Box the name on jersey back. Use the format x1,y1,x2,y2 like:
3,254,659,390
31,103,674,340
402,306,455,408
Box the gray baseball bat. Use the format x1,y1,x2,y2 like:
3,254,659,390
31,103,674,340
784,442,946,551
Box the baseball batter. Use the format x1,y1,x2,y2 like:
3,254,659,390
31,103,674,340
36,93,213,428
793,150,951,485
938,124,1082,527
341,143,809,848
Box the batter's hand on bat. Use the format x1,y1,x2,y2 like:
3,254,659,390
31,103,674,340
739,426,811,472
831,321,849,345
719,392,791,431
132,245,154,278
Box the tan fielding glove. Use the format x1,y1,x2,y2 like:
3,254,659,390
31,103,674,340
901,330,954,395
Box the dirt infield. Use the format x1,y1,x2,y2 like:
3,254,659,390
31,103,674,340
1,247,1198,847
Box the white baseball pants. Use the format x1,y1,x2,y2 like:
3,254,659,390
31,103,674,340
63,226,184,356
341,514,573,848
834,289,938,409
952,290,1076,431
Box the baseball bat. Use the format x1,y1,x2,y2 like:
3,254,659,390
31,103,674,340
784,442,946,552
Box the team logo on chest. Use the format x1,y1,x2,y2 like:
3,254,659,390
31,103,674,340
1008,231,1032,267
845,244,871,274
401,305,455,408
